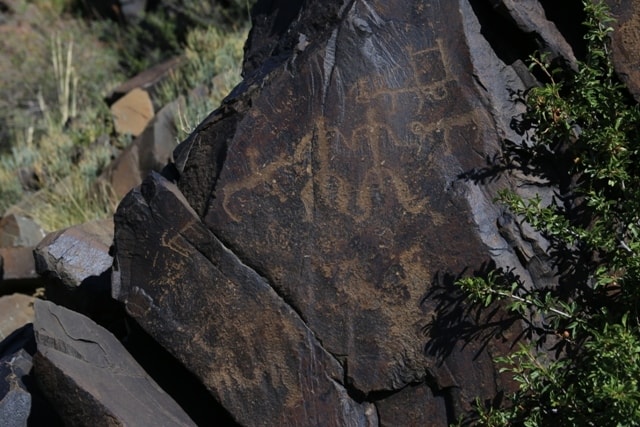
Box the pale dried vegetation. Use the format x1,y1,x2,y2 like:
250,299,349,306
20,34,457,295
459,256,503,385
0,0,252,231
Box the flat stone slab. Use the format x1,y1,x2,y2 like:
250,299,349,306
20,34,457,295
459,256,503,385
33,300,196,427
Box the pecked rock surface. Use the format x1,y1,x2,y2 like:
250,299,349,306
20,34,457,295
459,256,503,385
112,0,639,425
114,172,377,425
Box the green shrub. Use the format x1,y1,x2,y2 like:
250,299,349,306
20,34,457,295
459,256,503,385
456,1,640,425
0,6,121,226
91,8,182,76
159,0,254,29
157,25,249,142
87,1,254,77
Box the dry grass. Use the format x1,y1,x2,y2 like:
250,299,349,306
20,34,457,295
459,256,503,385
0,0,250,231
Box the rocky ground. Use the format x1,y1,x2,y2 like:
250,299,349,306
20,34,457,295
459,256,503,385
1,0,640,426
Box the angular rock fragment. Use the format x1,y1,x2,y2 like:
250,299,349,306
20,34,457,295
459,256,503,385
0,214,45,248
32,219,123,338
0,294,35,341
34,219,113,289
33,300,196,427
100,100,178,198
107,56,183,106
111,88,154,137
0,246,42,292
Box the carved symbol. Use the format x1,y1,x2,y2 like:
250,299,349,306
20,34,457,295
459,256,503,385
219,34,479,225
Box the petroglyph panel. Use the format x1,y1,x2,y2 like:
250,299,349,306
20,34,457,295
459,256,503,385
215,30,478,225
203,0,491,393
412,48,447,86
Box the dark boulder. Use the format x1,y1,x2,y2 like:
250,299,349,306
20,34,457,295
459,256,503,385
112,0,638,424
33,219,121,329
0,348,32,427
0,324,62,427
34,219,113,290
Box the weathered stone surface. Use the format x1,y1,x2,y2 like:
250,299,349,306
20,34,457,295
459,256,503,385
32,219,122,331
0,294,34,341
0,324,62,427
33,299,196,426
118,318,241,426
101,100,178,198
201,2,498,398
34,218,113,289
0,349,32,427
112,0,616,424
0,214,45,248
376,382,448,426
113,1,557,425
114,172,377,426
110,87,154,137
0,246,42,291
108,56,183,106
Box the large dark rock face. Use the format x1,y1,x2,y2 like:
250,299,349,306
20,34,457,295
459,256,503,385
111,0,639,425
114,172,377,425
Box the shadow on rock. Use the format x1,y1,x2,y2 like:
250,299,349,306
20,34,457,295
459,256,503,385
420,264,521,364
